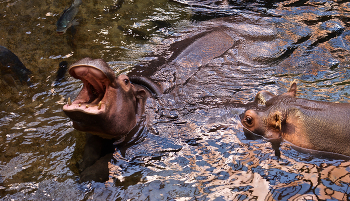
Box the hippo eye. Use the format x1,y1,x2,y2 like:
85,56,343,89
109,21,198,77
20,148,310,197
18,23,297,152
124,79,129,85
245,116,253,126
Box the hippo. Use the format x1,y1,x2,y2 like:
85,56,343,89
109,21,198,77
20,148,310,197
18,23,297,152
241,83,350,158
62,57,161,140
62,57,165,181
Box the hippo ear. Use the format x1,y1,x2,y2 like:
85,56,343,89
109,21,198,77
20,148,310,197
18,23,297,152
285,82,297,97
135,88,147,99
133,87,147,117
254,90,276,106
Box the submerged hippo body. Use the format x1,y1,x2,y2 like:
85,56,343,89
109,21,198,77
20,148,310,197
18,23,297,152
241,83,350,157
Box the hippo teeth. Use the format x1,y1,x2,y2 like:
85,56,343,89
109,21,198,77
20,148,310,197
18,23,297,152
98,101,102,110
68,97,72,106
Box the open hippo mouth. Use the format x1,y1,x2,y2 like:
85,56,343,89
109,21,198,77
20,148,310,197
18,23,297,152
63,64,113,116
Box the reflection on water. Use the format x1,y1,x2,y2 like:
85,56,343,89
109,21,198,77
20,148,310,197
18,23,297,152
1,0,350,200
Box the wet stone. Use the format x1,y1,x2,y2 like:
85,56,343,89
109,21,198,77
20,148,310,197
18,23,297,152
341,2,350,12
320,20,345,33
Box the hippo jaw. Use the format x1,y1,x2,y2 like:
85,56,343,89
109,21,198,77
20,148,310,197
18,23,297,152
63,58,146,139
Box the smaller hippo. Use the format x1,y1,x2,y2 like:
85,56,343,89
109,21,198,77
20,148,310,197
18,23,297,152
241,83,350,158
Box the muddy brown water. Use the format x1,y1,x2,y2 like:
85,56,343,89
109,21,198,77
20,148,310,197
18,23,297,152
1,0,350,200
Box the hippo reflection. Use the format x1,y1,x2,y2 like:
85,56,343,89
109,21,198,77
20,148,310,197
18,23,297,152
241,83,350,158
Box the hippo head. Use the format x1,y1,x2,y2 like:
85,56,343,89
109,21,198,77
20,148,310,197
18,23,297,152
241,83,297,141
63,58,147,139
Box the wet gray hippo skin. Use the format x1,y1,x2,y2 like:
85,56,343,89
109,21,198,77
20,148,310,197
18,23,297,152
62,57,160,140
241,83,350,157
130,29,236,93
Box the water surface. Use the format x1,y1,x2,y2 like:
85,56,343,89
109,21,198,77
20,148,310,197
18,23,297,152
1,0,350,200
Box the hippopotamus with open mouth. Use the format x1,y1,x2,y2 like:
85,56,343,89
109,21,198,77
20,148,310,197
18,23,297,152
62,57,161,140
241,83,350,158
62,58,164,181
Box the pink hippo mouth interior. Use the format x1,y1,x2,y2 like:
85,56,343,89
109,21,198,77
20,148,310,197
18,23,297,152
63,65,111,115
